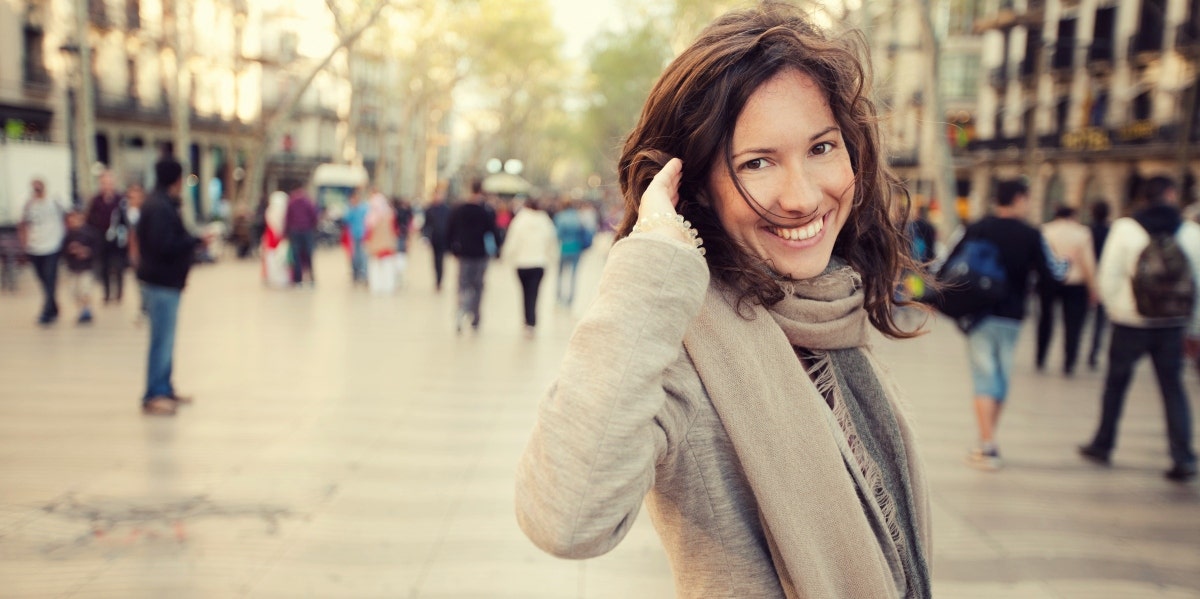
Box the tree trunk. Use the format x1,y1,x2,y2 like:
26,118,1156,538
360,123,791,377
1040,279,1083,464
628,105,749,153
916,0,960,230
168,0,195,227
73,0,98,205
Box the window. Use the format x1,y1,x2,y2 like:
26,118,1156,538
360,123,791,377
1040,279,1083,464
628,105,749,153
947,0,985,36
941,54,981,100
1089,6,1116,62
88,0,108,27
127,57,139,103
127,0,141,29
1089,91,1108,126
1132,0,1166,54
1053,18,1077,70
22,21,48,86
1182,0,1200,47
1056,96,1070,135
1020,26,1042,77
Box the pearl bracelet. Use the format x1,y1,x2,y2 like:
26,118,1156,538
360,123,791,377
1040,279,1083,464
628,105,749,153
632,212,705,256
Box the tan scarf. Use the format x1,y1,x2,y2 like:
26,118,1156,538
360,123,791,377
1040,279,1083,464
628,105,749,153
682,261,927,599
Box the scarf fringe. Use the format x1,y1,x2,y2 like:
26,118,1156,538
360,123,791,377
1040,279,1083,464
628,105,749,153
804,350,908,585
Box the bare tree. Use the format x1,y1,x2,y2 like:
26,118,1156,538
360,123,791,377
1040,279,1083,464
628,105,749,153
236,0,391,209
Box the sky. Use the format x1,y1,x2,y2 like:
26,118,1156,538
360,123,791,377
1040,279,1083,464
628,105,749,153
548,0,626,59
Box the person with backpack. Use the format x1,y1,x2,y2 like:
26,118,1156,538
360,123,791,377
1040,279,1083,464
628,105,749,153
1079,176,1199,483
940,179,1066,471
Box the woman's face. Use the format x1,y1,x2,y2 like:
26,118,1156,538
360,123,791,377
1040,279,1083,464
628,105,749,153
707,68,855,281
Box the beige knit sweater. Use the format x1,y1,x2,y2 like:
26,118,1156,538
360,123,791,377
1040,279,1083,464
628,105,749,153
515,234,931,597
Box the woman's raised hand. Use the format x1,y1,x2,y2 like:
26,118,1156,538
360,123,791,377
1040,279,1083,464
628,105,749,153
633,158,693,245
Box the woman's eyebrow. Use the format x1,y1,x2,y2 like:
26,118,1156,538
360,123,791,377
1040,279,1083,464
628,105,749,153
731,127,842,159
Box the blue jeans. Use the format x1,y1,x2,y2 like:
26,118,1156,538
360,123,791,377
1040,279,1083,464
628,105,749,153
289,230,315,284
351,239,367,282
558,253,581,305
29,252,60,320
966,316,1022,401
141,283,181,402
1089,324,1197,468
457,257,488,326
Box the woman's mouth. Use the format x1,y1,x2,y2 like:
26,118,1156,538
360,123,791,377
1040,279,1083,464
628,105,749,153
767,214,824,241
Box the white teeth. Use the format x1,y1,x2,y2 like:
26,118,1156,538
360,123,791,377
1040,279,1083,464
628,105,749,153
771,217,823,241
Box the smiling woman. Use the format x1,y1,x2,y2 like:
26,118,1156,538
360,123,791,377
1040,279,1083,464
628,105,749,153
515,2,932,598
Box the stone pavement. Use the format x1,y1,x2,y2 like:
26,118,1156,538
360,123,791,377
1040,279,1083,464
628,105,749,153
0,237,1197,598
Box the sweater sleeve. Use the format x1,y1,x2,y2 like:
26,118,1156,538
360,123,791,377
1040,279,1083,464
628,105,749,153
515,234,709,559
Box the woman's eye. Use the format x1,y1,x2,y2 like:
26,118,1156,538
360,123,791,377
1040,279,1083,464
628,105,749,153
811,142,835,156
741,158,768,171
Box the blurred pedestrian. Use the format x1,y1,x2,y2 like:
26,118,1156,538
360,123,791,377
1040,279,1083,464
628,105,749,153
261,191,290,288
517,4,932,597
18,177,67,326
553,200,594,306
1087,201,1112,369
125,184,145,260
85,170,131,304
947,179,1066,471
284,181,318,287
344,190,369,285
393,197,414,284
1080,176,1199,482
365,191,398,294
136,158,210,416
501,199,557,337
1036,206,1098,375
421,194,451,292
62,209,99,324
447,179,498,332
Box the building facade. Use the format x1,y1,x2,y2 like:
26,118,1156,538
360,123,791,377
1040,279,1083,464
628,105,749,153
876,0,987,223
970,0,1200,221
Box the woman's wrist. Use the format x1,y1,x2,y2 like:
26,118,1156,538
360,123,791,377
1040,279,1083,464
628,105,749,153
632,212,705,255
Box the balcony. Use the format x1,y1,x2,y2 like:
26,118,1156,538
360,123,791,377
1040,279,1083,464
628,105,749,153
95,94,168,124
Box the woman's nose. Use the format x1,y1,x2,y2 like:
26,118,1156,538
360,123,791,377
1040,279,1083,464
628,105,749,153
774,165,823,217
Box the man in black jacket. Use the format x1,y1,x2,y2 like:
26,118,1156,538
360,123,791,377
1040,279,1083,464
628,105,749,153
447,179,498,332
136,158,209,415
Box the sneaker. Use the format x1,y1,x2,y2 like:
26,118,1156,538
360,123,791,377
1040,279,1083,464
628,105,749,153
77,310,93,324
1078,444,1111,466
1165,463,1198,482
967,446,1002,471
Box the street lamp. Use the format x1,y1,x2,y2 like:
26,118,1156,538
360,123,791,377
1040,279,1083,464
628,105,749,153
58,42,80,207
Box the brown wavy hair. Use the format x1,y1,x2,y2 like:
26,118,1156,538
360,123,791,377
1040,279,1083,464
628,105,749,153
615,1,924,338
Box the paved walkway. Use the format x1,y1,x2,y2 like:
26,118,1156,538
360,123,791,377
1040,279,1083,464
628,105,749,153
0,237,1197,598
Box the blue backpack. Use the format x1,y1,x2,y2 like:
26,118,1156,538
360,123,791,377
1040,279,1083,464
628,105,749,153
934,238,1009,331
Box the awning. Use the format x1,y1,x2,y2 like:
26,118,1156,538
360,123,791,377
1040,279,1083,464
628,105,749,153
482,172,531,195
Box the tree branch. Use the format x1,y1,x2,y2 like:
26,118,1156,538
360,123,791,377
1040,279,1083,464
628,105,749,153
262,0,391,135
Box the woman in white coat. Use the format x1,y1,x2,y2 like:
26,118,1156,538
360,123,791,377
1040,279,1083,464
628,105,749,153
501,199,557,337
